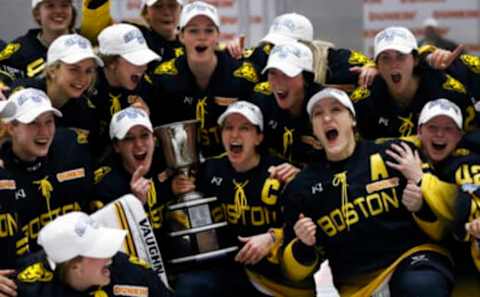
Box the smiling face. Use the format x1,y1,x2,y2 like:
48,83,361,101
180,15,219,64
33,0,73,34
310,98,356,161
113,125,155,175
221,113,263,172
144,0,182,41
268,69,306,116
418,115,462,163
8,112,56,161
377,49,418,97
49,59,97,98
106,57,147,90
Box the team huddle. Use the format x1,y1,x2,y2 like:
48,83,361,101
0,0,479,297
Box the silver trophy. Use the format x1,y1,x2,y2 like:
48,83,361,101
155,120,237,266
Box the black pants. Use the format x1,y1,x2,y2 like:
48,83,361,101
389,251,454,297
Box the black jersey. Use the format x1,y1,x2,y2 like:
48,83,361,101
1,128,94,257
251,82,323,166
0,170,17,269
281,139,446,290
0,29,47,79
351,66,477,139
16,251,172,297
197,153,313,295
94,153,172,238
149,51,259,158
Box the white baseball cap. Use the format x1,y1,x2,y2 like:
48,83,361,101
32,0,72,9
423,18,439,28
144,0,183,6
110,107,153,140
307,88,356,118
261,13,314,45
418,98,463,129
217,101,263,131
262,42,313,77
98,24,161,66
374,26,418,60
1,88,62,124
38,212,127,267
47,34,103,67
179,1,220,29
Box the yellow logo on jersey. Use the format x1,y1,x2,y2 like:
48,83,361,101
26,58,45,78
92,288,109,297
233,62,259,83
56,168,85,182
154,58,178,76
254,81,271,95
71,128,89,144
452,148,471,157
350,86,370,103
0,179,16,190
94,166,112,184
18,263,53,283
348,50,371,65
442,74,466,94
460,54,480,74
0,43,20,61
263,43,272,55
174,47,184,57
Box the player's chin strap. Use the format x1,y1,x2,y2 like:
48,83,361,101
92,194,172,291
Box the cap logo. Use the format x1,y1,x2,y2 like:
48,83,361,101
124,29,146,45
376,29,408,44
233,101,258,115
74,216,98,237
64,36,89,49
185,2,215,14
17,92,46,106
271,45,303,60
428,99,461,115
116,108,146,122
272,18,296,33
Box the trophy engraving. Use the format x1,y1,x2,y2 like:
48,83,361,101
155,120,237,266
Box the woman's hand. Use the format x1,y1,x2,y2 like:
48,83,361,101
171,174,196,195
0,270,17,297
402,182,423,212
235,233,273,265
269,163,300,184
386,142,423,184
130,165,150,204
294,213,316,246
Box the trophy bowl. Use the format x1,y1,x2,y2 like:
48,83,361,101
154,120,238,268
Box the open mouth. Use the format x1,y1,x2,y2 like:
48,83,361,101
391,73,402,84
134,152,147,161
34,139,49,146
325,128,339,142
431,142,447,151
130,74,141,85
275,90,288,101
195,46,208,53
229,143,243,154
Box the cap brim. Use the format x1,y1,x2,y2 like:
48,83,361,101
122,49,161,66
82,227,127,259
0,101,16,120
60,53,104,67
262,61,302,77
260,33,296,46
15,107,62,124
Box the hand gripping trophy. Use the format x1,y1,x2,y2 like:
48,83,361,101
155,120,237,267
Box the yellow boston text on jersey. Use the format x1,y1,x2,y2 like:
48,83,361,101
348,51,371,65
0,43,20,61
456,164,480,185
233,62,259,83
17,202,81,256
460,54,480,74
199,125,221,146
94,166,112,184
18,263,53,283
27,58,45,78
0,213,17,238
398,113,415,137
261,178,281,205
109,93,122,116
154,58,178,75
350,86,370,103
254,81,272,95
442,74,466,94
